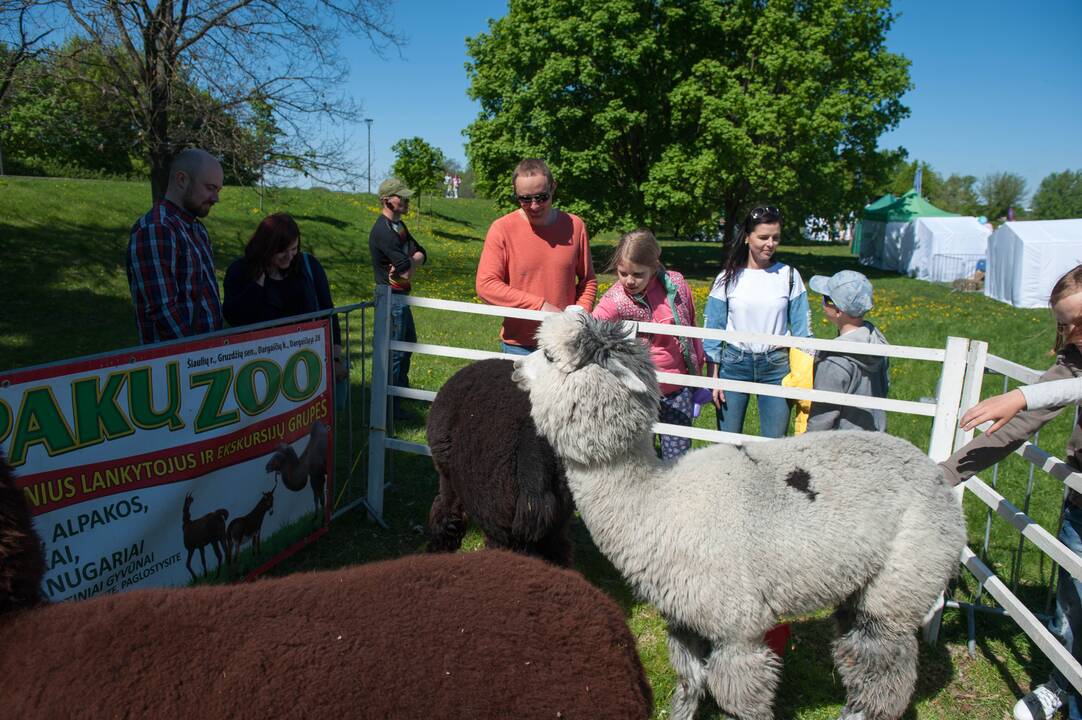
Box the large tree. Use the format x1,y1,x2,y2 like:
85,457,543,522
979,171,1028,221
464,0,911,240
1031,170,1082,220
46,0,400,200
936,173,981,216
0,38,273,182
0,0,52,174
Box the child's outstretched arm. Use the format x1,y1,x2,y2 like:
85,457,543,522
960,389,1027,434
961,376,1082,434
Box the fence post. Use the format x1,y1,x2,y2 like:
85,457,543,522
366,285,391,523
922,335,970,645
928,335,971,464
955,340,989,451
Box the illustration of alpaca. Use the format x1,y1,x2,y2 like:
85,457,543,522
182,494,229,581
226,481,276,567
266,421,328,523
513,311,967,720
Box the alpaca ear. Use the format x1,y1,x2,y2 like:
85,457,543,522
607,359,649,395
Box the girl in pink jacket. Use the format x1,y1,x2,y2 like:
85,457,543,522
593,228,706,459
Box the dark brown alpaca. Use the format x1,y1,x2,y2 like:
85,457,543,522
265,420,327,521
0,452,44,613
426,359,574,565
226,481,275,565
182,494,229,581
0,454,652,719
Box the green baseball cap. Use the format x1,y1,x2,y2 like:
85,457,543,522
378,177,414,198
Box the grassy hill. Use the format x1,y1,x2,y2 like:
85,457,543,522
0,175,1072,718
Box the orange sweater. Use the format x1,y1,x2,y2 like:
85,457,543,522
475,209,597,347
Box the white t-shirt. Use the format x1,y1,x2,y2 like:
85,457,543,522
710,264,805,354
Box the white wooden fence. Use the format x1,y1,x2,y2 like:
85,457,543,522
364,284,1082,692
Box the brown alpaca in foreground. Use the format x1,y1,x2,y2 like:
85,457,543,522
426,359,574,565
0,456,652,720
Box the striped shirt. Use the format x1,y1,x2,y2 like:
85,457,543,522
127,199,223,344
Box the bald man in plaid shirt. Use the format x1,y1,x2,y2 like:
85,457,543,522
127,149,225,344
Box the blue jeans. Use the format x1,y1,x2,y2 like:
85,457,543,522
390,295,415,389
714,346,791,438
500,342,535,356
1050,503,1082,719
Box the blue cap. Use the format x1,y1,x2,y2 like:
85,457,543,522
808,270,874,317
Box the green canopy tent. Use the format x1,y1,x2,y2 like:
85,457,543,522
856,190,957,272
851,193,896,255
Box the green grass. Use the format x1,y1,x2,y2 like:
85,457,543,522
0,175,1071,719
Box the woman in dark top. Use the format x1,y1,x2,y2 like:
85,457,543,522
223,213,346,380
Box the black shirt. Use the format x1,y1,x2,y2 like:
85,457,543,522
368,215,427,293
222,254,342,345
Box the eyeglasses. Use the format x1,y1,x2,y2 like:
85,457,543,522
822,295,836,308
514,192,551,206
749,206,781,222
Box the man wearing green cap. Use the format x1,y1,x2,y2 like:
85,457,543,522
369,177,427,402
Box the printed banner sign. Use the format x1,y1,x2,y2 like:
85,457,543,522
0,321,335,601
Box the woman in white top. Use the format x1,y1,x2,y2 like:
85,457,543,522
703,206,811,438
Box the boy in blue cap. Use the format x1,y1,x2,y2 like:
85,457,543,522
806,270,890,432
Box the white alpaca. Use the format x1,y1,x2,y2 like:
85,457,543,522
512,312,967,720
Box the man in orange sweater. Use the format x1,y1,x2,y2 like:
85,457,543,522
475,158,597,353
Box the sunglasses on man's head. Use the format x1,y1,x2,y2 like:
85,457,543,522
514,192,551,206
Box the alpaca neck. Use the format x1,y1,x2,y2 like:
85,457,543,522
563,436,665,574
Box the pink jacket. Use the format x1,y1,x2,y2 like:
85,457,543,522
592,270,705,395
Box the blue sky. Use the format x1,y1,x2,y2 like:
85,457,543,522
348,0,1082,203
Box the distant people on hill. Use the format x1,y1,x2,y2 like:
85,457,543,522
222,213,345,382
444,173,452,198
592,228,705,459
804,270,890,432
452,174,461,199
475,158,597,354
369,177,427,405
703,205,811,438
127,148,224,344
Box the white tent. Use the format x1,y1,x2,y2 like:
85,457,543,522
985,220,1082,308
905,216,991,282
857,191,960,275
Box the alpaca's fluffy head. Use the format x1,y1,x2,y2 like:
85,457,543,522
512,311,659,464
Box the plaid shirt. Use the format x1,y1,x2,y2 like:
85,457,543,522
127,199,223,344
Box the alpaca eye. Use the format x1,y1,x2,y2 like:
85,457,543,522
543,350,554,363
